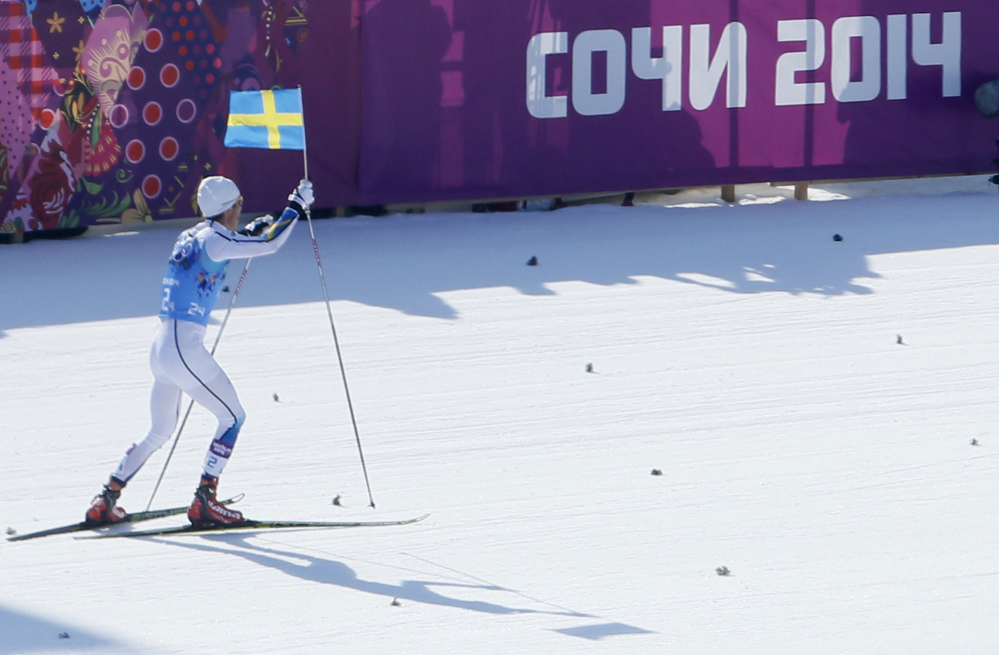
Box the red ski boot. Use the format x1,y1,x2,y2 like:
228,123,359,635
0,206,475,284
85,484,127,525
188,476,244,526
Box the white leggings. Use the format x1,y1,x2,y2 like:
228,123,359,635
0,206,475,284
112,319,246,485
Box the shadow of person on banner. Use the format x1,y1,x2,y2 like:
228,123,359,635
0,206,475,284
453,0,533,194
543,0,715,194
361,0,452,200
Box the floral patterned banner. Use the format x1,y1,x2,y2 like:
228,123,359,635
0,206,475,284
0,0,357,235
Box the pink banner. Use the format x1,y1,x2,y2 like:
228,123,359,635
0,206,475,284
1,1,997,235
358,0,999,204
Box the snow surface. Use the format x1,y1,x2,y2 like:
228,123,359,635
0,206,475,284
2,176,999,654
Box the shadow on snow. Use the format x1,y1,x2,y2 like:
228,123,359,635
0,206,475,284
0,603,129,654
2,193,996,338
137,532,653,640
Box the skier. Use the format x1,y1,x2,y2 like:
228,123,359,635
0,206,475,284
85,175,314,527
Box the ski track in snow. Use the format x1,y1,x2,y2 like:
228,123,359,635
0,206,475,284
2,177,999,653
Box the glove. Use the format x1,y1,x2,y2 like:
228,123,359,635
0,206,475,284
288,179,314,210
239,214,276,237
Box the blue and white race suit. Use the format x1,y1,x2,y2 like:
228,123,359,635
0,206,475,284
111,206,300,485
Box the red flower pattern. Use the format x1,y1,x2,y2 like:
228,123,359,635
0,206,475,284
27,140,76,230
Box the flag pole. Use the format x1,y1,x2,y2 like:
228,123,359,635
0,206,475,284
298,87,377,509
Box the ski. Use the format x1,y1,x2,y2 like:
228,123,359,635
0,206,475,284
77,513,430,539
5,494,245,542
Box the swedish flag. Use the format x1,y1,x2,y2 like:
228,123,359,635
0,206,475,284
224,88,306,151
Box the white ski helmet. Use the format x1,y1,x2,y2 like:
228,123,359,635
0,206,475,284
197,176,241,218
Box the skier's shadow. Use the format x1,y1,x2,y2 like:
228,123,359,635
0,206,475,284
143,532,590,618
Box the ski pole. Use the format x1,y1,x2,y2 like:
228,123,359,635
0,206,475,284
302,206,377,508
298,94,376,508
144,258,252,510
